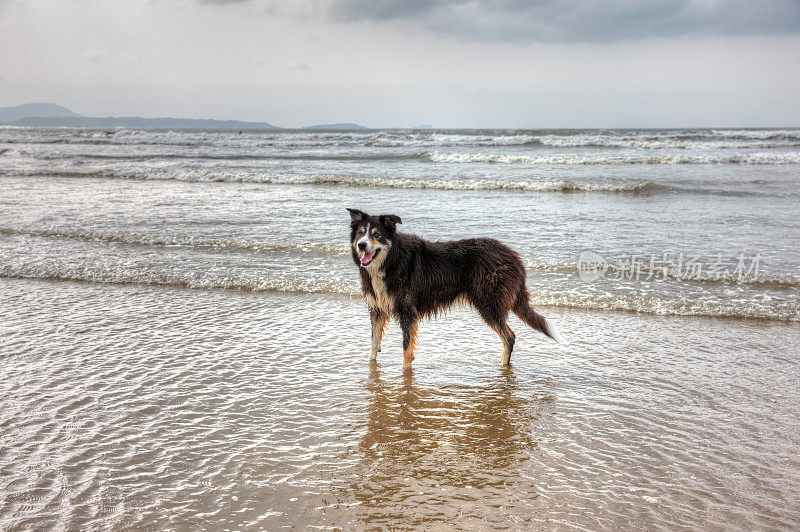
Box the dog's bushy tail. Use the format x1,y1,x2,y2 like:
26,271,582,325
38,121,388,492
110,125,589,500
513,288,562,343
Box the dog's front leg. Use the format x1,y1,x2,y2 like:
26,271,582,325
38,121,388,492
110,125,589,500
369,308,388,360
399,312,419,370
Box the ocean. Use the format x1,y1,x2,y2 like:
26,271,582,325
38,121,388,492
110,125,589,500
1,127,799,529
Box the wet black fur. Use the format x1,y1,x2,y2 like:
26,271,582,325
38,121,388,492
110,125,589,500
347,208,557,365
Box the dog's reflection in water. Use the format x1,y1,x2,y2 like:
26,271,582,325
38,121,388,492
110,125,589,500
341,362,555,526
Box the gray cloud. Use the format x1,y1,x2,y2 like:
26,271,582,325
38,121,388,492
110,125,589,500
328,0,800,42
3,0,798,126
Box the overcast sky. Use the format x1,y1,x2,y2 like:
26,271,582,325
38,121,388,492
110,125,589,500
1,0,799,127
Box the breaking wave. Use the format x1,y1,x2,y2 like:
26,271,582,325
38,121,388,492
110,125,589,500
529,292,799,322
4,226,796,290
0,227,349,254
0,264,359,297
1,169,668,193
2,264,796,321
426,151,800,165
8,148,800,165
31,152,424,162
4,127,800,149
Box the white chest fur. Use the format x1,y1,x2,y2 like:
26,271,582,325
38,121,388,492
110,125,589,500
365,270,393,315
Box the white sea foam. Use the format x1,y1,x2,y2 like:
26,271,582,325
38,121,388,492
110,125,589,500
5,226,797,292
6,127,800,149
536,136,800,149
0,227,349,254
2,263,796,321
0,168,670,193
531,292,800,322
425,151,800,165
0,263,361,297
709,129,800,140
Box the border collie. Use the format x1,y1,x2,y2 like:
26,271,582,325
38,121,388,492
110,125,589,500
347,209,560,369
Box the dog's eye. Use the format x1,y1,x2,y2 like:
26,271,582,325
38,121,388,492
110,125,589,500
372,232,380,239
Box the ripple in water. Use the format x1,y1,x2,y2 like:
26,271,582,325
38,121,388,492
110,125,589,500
1,279,799,529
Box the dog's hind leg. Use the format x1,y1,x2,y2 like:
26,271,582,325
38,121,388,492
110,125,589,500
494,321,516,366
473,298,516,365
370,309,388,360
485,319,515,366
399,313,419,370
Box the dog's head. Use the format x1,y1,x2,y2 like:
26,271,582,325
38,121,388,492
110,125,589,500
346,208,401,269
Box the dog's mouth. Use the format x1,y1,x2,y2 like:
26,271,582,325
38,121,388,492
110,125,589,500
359,248,380,266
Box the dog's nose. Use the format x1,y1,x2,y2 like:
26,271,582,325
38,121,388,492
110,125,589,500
357,241,367,251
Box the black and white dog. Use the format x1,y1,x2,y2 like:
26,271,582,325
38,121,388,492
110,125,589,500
348,209,560,369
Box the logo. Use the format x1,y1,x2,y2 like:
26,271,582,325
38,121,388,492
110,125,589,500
578,251,608,281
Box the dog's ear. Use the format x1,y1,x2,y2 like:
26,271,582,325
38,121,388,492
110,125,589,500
379,214,402,233
346,208,367,224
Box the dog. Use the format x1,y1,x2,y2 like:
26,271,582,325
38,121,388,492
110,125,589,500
347,208,560,369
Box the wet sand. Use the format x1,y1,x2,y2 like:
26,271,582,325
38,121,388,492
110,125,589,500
1,277,798,530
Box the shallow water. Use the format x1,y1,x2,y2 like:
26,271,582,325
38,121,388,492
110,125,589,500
1,127,800,529
1,279,799,529
2,127,799,322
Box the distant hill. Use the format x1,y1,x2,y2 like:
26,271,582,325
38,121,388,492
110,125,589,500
0,102,371,130
9,116,279,129
0,102,79,123
302,123,368,130
0,102,280,129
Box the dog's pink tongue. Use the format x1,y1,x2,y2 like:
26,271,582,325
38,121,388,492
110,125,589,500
360,251,375,264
